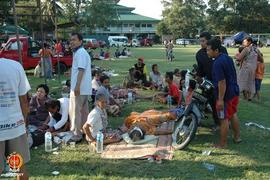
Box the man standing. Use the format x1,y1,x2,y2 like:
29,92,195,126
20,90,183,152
206,38,241,148
167,40,174,61
196,32,228,128
54,39,63,55
0,58,31,179
69,33,92,142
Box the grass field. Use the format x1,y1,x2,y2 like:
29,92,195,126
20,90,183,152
26,45,270,179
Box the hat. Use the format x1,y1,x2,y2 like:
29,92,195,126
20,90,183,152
138,57,144,63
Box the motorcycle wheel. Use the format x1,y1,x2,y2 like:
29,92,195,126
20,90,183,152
172,112,198,150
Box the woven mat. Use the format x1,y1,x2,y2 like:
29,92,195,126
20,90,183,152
101,121,174,160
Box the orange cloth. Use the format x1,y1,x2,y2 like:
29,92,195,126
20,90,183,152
124,110,176,134
256,62,265,80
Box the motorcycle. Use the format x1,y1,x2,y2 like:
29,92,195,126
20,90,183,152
172,68,214,150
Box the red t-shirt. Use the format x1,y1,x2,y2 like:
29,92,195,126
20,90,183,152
168,82,181,105
55,43,63,54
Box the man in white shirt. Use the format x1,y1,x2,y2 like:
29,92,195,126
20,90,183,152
44,98,70,133
0,58,31,179
69,33,92,142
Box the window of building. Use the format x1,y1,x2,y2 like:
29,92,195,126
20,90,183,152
135,24,140,28
123,24,128,27
147,24,153,28
129,24,134,27
141,24,147,28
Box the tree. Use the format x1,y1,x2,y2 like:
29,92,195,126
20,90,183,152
60,0,117,32
41,0,64,25
207,0,270,33
0,0,13,25
159,0,206,38
157,20,171,36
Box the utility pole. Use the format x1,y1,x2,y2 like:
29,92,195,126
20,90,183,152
12,0,23,65
54,0,61,83
38,0,47,84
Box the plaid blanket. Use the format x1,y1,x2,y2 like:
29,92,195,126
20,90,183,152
101,121,174,160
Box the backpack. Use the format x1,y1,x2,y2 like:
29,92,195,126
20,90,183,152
30,129,45,147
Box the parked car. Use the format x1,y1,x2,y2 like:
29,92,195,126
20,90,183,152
139,38,153,46
176,38,190,45
266,39,270,47
98,40,107,48
108,36,128,47
223,37,234,47
83,38,99,49
127,39,140,47
0,36,72,73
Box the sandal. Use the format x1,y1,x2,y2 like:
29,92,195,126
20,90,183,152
233,138,242,144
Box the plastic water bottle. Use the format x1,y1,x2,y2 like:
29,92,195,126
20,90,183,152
127,91,133,104
96,131,104,153
167,95,172,108
45,132,52,152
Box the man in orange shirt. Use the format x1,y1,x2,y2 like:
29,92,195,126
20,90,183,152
254,53,265,100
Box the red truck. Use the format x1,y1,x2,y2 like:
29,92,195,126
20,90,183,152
0,36,72,73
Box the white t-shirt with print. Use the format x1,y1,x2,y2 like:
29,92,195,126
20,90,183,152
86,106,108,140
48,98,69,130
70,47,92,95
0,58,31,141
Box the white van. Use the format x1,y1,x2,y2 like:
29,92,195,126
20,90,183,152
108,36,128,47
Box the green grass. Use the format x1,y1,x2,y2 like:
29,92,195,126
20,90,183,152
26,45,270,179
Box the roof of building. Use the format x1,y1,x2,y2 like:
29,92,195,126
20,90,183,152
115,4,135,11
119,13,160,22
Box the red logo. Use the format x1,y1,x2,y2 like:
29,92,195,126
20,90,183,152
7,152,23,171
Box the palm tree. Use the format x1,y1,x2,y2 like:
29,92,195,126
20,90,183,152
41,0,63,25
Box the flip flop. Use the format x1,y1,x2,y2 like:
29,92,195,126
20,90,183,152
233,138,242,144
213,143,227,149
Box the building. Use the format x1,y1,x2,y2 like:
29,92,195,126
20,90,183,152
94,5,160,39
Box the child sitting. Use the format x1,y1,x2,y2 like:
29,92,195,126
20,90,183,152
62,79,71,94
96,75,122,116
91,70,101,104
83,94,121,145
149,64,164,90
154,72,182,105
173,68,181,89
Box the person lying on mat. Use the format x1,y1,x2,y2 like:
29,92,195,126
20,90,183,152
120,108,184,141
83,94,121,145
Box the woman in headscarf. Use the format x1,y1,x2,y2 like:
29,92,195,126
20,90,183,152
237,37,261,101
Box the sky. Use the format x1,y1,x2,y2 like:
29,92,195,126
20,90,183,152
118,0,208,20
118,0,164,20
